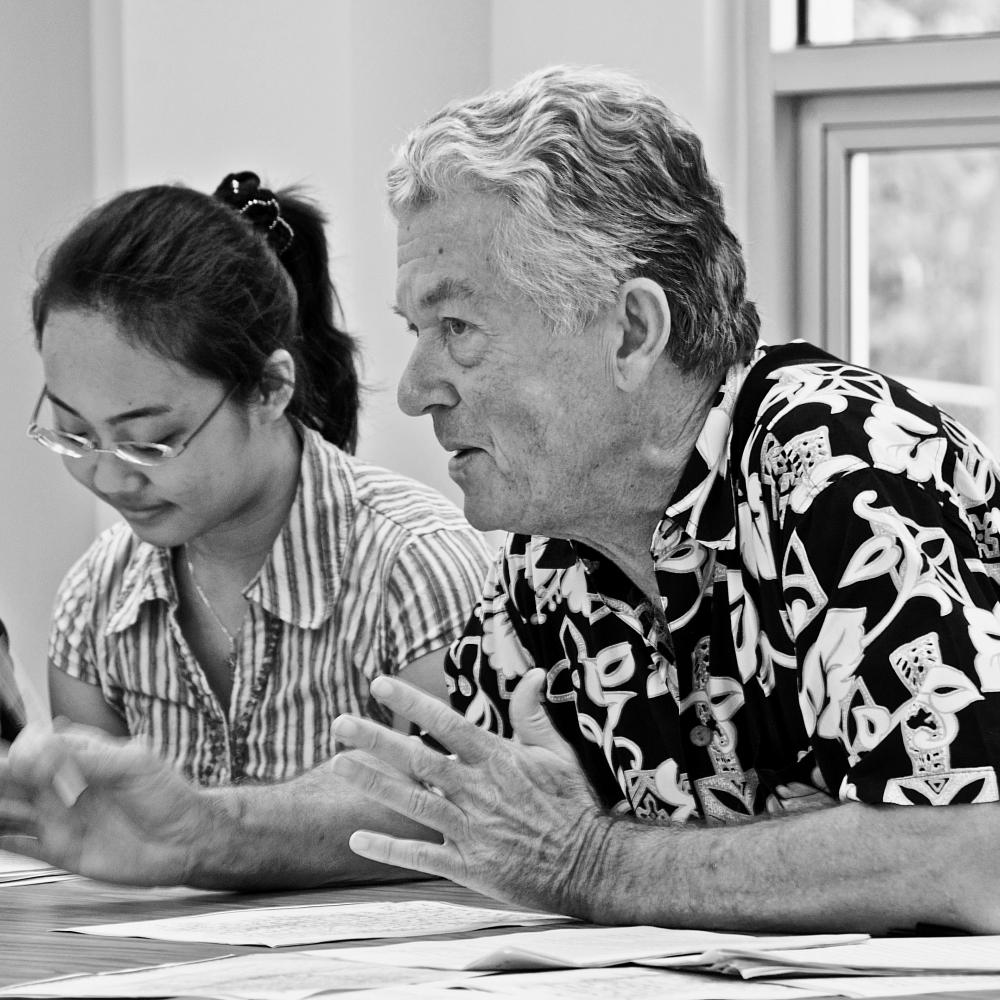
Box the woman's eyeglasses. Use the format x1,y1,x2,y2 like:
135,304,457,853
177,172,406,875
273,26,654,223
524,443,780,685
25,384,237,468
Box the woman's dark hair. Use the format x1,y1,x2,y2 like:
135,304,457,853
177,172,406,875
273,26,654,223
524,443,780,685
32,173,361,452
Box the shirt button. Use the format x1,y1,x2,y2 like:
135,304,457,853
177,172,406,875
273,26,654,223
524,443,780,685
689,724,713,747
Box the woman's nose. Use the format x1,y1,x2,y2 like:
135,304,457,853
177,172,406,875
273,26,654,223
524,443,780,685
87,450,146,496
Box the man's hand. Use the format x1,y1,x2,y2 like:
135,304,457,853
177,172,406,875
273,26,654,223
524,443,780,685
330,668,612,918
0,722,217,885
330,672,1000,933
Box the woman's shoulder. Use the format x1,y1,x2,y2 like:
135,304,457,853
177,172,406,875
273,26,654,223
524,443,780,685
350,457,476,536
309,434,476,537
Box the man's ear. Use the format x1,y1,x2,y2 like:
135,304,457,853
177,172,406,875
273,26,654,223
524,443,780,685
613,278,671,392
257,349,296,421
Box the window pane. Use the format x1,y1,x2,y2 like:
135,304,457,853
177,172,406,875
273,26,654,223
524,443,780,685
806,0,1000,45
850,146,1000,449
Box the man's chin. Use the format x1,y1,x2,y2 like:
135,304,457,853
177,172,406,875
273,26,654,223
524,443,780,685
461,495,512,535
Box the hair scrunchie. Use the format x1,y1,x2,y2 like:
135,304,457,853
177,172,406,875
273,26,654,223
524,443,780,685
213,171,294,256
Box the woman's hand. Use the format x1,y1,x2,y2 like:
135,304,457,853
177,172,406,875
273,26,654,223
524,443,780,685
0,722,219,886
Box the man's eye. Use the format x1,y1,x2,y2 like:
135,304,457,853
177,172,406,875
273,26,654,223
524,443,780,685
441,318,470,337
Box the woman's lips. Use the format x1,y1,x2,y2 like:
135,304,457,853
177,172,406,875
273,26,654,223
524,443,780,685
115,502,171,523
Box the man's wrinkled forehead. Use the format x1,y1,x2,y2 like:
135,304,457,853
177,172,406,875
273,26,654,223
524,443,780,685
396,195,496,256
393,195,502,318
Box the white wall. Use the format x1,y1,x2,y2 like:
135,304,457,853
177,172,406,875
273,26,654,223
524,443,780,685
489,0,750,244
99,0,492,512
1,0,753,695
339,1,492,501
0,0,102,683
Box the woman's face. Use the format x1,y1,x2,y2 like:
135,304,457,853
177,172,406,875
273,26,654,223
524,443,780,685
39,309,269,548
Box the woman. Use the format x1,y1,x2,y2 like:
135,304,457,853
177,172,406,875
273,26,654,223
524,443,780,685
28,171,491,785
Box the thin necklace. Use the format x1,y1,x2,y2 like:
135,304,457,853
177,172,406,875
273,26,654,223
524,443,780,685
184,548,238,650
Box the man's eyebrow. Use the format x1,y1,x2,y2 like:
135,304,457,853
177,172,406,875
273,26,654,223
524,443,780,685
45,390,172,426
392,277,481,318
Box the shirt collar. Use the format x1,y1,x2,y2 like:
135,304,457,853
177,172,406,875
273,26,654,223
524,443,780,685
105,538,177,635
652,342,768,557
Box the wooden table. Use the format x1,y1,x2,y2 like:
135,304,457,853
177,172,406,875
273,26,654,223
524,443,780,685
3,874,1000,999
0,873,515,989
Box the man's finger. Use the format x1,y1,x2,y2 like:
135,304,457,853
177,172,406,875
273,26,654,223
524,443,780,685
364,676,496,764
347,829,456,880
330,749,464,836
332,715,466,799
509,668,578,765
340,747,411,782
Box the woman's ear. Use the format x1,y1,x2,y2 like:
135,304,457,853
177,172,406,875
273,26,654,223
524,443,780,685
613,278,671,392
257,349,296,420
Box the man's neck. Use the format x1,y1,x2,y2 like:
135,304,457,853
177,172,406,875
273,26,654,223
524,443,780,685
567,366,720,603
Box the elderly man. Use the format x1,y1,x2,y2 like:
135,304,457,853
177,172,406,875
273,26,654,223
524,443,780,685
3,66,1000,933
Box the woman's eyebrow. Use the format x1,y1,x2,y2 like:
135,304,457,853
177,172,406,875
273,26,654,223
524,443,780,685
45,389,172,426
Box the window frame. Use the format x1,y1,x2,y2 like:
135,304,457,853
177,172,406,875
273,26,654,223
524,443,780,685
797,87,1000,358
745,1,1000,354
773,33,1000,95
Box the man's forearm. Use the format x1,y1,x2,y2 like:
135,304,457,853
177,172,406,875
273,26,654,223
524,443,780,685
188,759,436,891
569,801,999,933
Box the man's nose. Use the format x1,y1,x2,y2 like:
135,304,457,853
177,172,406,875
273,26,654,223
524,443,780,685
397,336,458,417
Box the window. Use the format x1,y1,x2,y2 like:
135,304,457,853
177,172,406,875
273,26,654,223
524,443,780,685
762,0,1000,449
856,145,1000,443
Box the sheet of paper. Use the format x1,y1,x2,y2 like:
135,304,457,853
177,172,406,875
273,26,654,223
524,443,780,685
0,848,72,885
640,934,872,969
0,848,53,876
308,988,474,1000
0,951,484,999
779,974,1000,998
688,935,1000,978
329,925,868,972
455,966,822,998
63,900,565,947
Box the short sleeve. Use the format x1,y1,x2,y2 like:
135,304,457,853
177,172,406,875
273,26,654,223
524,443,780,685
380,525,492,676
48,552,102,685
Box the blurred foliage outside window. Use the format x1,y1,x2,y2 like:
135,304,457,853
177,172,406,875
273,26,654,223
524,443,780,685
856,148,1000,448
806,0,1000,45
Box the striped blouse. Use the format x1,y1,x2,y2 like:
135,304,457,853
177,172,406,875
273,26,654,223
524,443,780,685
49,427,492,785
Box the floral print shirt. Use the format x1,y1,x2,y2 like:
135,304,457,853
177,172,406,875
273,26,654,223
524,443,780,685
445,341,1000,823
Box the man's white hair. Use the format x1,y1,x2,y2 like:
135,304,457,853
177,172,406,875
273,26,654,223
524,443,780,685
387,65,759,378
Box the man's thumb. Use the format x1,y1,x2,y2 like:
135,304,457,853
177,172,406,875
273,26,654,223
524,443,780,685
509,668,575,763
